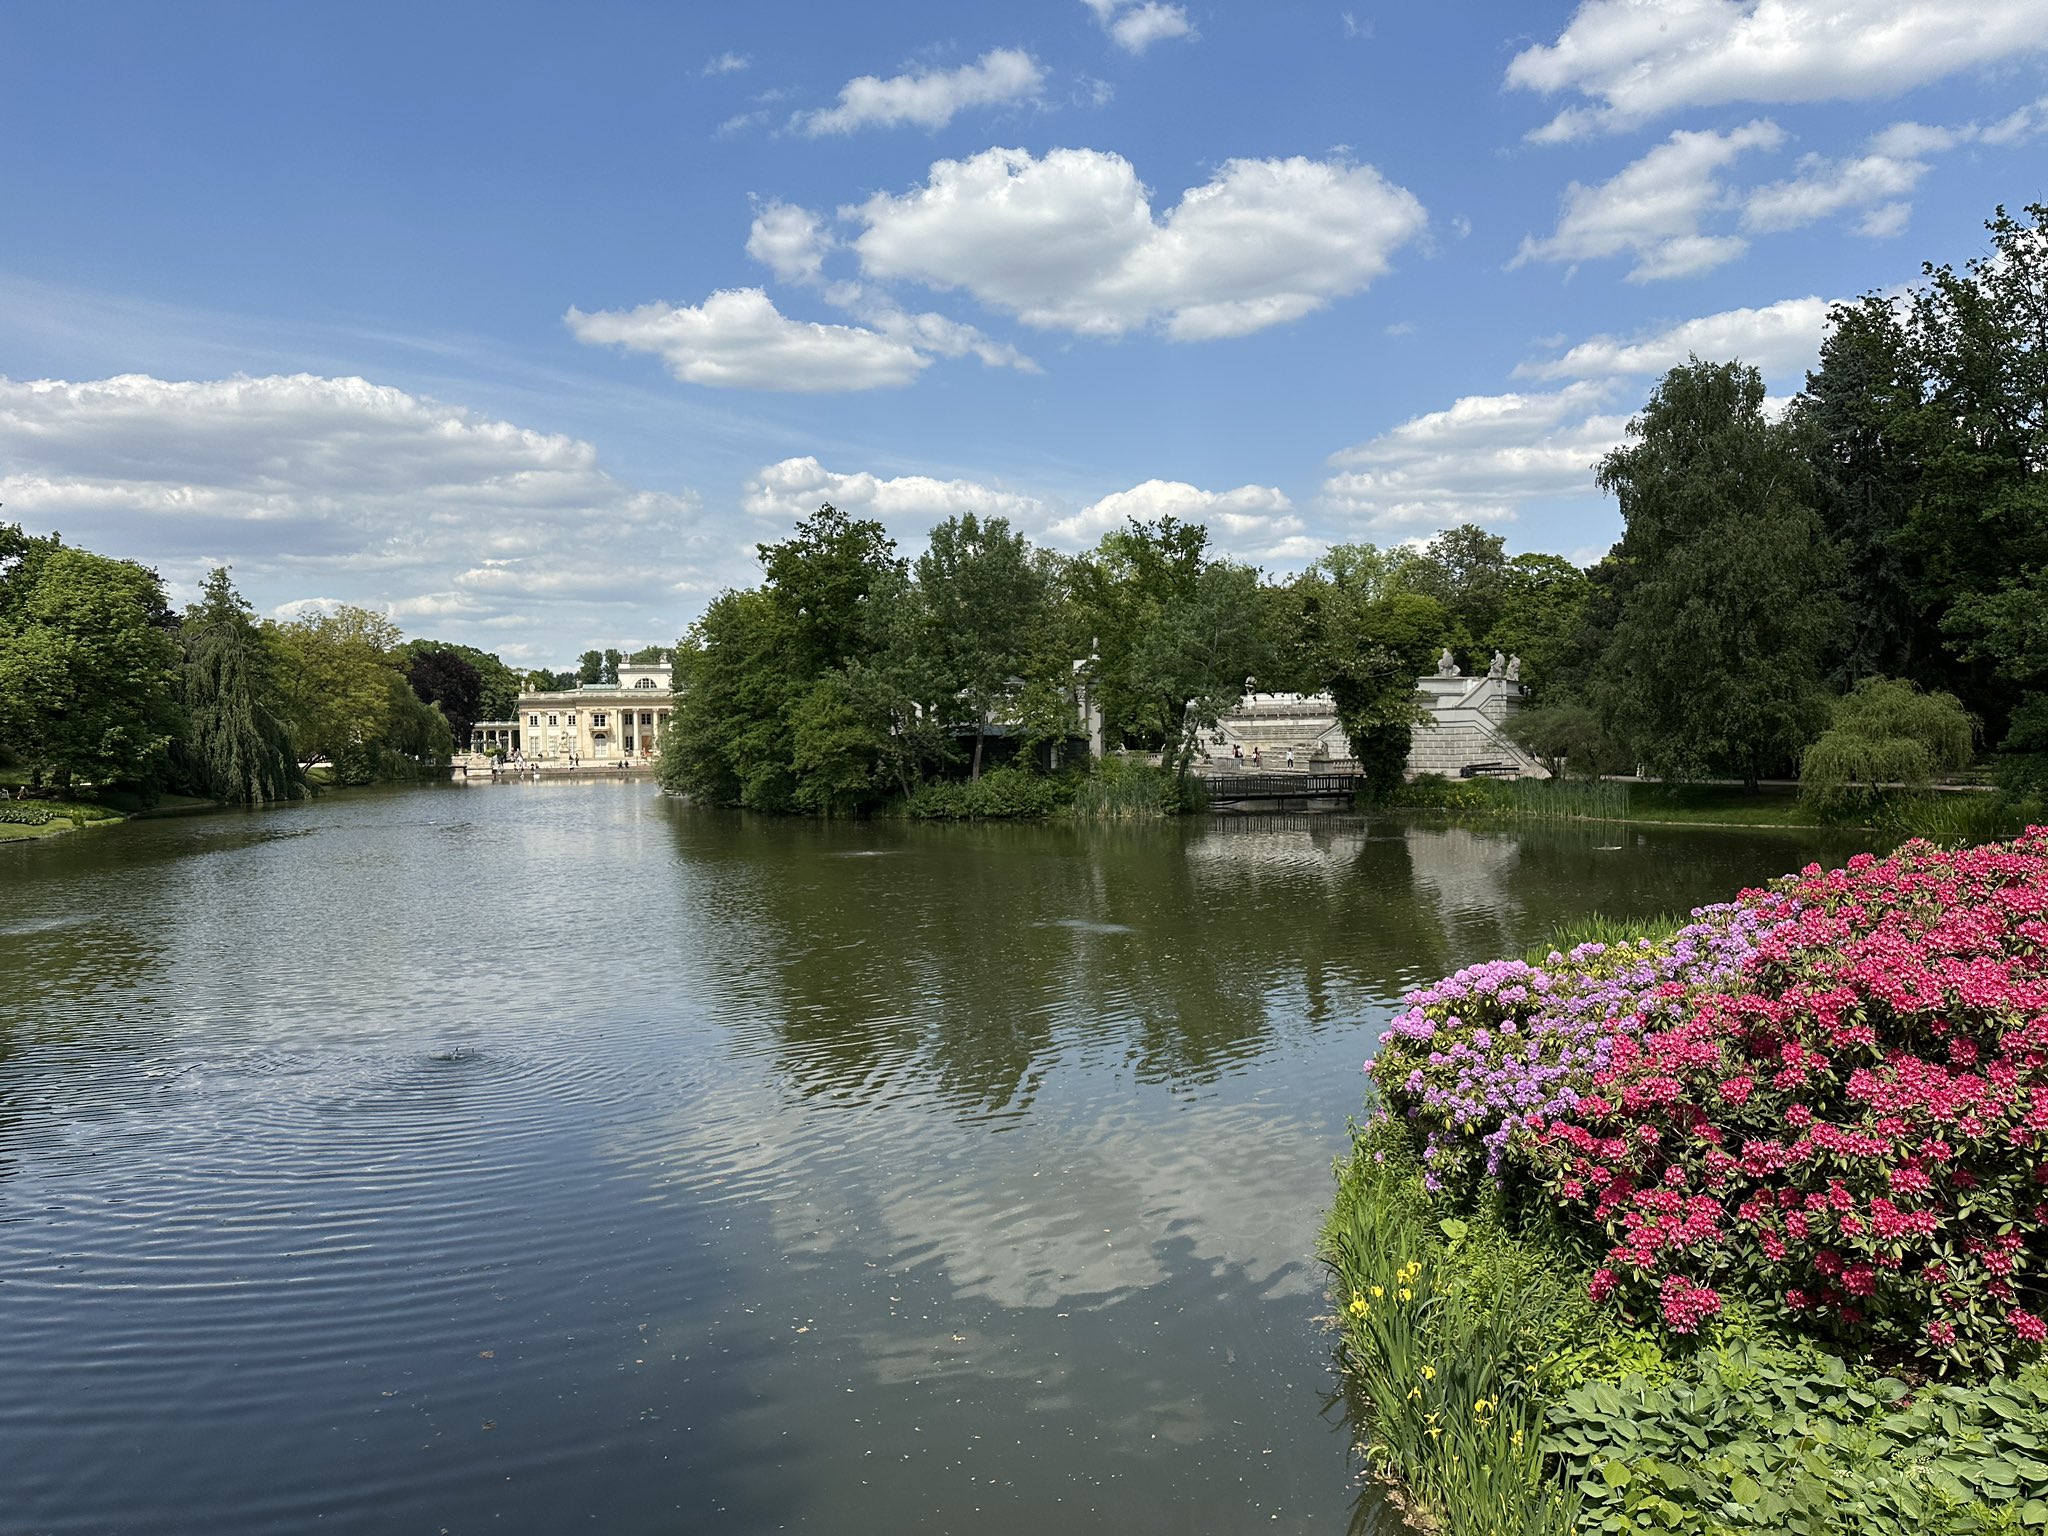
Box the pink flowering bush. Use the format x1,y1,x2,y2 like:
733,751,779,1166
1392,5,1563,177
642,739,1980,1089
1371,829,2048,1374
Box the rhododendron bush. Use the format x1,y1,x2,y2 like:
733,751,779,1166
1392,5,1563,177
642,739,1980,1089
1369,830,2048,1374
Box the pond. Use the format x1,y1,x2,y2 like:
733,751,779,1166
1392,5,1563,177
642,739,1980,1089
0,781,1882,1534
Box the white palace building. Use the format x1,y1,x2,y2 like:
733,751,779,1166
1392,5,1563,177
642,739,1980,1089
468,657,674,766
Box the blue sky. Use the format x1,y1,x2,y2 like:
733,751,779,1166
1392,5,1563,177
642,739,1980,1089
3,0,2044,665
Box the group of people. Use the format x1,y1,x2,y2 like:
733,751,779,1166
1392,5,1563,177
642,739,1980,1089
1204,744,1299,769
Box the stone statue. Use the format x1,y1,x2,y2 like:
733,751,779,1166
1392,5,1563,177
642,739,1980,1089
1488,650,1506,679
1505,654,1522,681
1436,648,1459,677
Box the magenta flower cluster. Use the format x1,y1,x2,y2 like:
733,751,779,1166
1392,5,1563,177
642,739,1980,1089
1369,830,2048,1370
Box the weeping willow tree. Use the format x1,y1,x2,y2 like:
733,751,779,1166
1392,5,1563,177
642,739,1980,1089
177,568,306,803
1798,677,1974,818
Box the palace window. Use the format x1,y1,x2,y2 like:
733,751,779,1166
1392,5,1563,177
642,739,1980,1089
634,677,657,688
640,712,653,725
591,712,608,727
547,714,558,727
528,714,539,727
568,713,577,724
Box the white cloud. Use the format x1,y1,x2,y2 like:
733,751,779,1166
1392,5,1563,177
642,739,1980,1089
1084,0,1196,54
746,200,832,286
702,51,750,76
1743,151,1927,233
1512,120,1784,282
1856,202,1912,239
1516,296,1832,382
1322,383,1628,531
1051,479,1299,551
862,304,1041,372
741,456,1049,529
1742,100,2047,237
565,288,928,391
0,373,712,657
850,147,1426,339
794,48,1044,135
739,206,1040,374
1507,0,2048,141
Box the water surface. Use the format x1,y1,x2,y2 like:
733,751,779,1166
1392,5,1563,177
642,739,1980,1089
0,782,1880,1533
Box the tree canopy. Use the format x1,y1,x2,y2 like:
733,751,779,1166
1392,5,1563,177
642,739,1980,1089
176,568,305,803
1594,359,1842,788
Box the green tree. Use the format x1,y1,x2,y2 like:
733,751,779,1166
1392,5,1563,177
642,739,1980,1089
266,605,447,781
176,568,305,803
1276,557,1445,795
1594,359,1842,789
577,649,604,685
1793,294,1929,685
1506,703,1623,781
404,640,521,723
267,605,405,769
1485,553,1591,699
916,513,1051,777
1799,676,1975,817
404,646,483,748
0,545,183,792
627,644,668,666
1795,203,2048,737
659,505,907,812
602,648,622,684
1072,517,1265,767
1404,524,1509,658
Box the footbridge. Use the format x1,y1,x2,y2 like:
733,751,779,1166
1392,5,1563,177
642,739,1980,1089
1197,771,1365,809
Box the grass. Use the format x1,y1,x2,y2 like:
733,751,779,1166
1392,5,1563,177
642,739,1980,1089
1522,911,1683,964
0,796,128,841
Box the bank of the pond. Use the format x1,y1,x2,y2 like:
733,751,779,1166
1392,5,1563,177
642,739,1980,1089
1387,775,2044,845
0,790,253,844
1324,830,2048,1535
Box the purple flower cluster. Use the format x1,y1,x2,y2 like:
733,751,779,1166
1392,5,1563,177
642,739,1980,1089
1368,898,1790,1194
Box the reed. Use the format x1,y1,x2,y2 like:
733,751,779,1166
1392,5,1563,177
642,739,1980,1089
1874,789,2044,845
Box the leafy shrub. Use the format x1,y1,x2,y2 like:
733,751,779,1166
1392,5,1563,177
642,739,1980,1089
1386,773,1494,812
0,802,55,825
899,765,1072,820
1547,1344,2048,1534
1801,677,1975,820
1370,903,1771,1194
1373,830,2048,1375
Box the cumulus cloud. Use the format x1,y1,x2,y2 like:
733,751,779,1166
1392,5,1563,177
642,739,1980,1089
1512,120,1784,282
0,373,712,657
1321,383,1628,531
745,200,832,286
849,147,1426,339
1516,296,1833,382
740,206,1040,374
1050,480,1300,553
741,455,1049,529
794,48,1044,135
1084,0,1196,54
1507,0,2048,141
565,288,928,391
702,51,749,76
